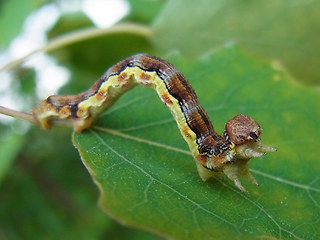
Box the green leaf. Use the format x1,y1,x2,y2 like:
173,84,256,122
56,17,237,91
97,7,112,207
0,0,47,48
47,19,153,95
54,32,153,95
152,0,320,85
47,11,94,40
73,45,320,239
0,133,25,183
124,0,166,24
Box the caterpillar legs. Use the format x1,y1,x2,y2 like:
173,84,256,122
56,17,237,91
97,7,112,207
195,140,276,193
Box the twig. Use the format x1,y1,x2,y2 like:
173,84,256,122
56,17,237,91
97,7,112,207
1,23,152,71
0,106,36,124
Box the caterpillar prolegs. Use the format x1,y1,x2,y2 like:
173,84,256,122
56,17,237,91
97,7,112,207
33,53,276,192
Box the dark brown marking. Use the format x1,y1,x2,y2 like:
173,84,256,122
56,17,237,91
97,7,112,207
211,155,227,168
140,72,151,80
77,107,85,118
47,95,85,109
96,90,106,101
196,154,208,164
161,93,173,105
58,106,71,119
139,72,152,86
46,103,54,112
118,72,128,82
182,126,192,138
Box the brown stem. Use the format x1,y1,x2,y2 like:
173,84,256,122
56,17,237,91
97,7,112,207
0,106,36,124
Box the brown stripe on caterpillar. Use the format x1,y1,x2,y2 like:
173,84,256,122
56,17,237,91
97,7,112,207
137,55,223,149
32,53,276,192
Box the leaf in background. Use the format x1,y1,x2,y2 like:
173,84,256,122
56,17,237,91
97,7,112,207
0,0,48,48
124,0,166,24
51,31,153,96
0,133,25,183
73,45,320,240
152,0,320,85
47,13,153,95
0,128,109,239
47,11,94,40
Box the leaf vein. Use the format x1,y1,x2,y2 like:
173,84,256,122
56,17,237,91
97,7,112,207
90,129,238,228
93,126,320,193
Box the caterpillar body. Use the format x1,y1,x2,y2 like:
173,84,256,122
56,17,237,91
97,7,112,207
33,53,276,192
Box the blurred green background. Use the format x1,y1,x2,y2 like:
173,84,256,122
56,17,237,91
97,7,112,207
0,0,164,239
0,0,319,239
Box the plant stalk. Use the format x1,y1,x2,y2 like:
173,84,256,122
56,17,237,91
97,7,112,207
1,23,152,71
0,106,36,124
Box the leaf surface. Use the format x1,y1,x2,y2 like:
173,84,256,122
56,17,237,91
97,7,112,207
152,0,320,85
72,45,319,239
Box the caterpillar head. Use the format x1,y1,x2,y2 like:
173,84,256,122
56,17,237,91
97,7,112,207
215,114,277,192
225,114,276,160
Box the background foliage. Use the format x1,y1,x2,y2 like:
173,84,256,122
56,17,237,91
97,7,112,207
0,0,319,239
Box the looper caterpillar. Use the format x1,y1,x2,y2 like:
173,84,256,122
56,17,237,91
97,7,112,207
33,53,276,192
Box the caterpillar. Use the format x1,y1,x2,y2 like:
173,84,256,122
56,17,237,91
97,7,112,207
33,53,276,192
